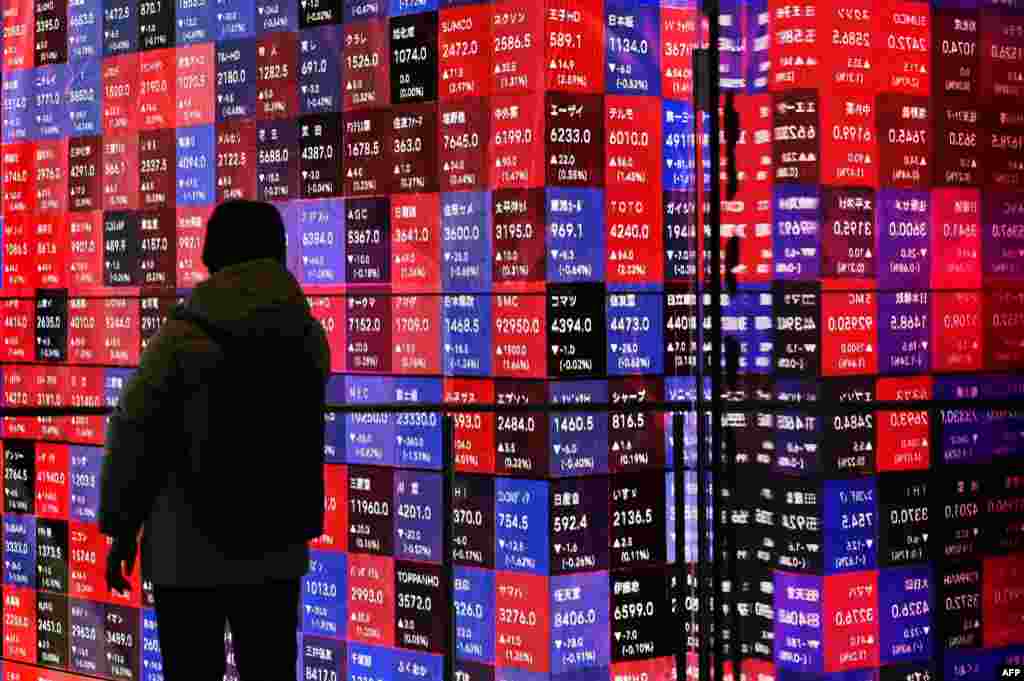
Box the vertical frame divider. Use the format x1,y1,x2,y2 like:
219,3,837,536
673,411,688,679
928,404,945,681
442,413,456,681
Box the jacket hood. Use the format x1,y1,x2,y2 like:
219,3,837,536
184,258,313,338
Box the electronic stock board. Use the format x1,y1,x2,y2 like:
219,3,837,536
1,0,1024,680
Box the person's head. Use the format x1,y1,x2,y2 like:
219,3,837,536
202,200,287,275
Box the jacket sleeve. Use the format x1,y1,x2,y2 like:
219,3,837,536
98,322,183,541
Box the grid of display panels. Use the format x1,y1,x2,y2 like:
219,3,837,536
1,0,1024,680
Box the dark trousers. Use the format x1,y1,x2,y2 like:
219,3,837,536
153,579,300,681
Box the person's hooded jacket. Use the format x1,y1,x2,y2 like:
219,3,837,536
98,211,330,586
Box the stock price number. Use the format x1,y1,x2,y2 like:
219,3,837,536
496,512,529,530
217,150,248,169
494,33,532,53
346,53,380,70
841,512,874,530
351,586,385,604
393,47,429,64
348,316,383,333
614,601,654,620
104,6,130,21
550,127,593,144
301,144,334,161
350,498,390,516
302,231,334,247
443,224,480,241
495,317,541,335
947,131,977,148
397,593,432,612
495,222,534,240
217,68,247,86
833,125,872,143
258,147,289,164
550,317,593,334
890,506,927,524
446,316,480,334
832,30,870,47
613,508,654,527
397,503,432,521
552,513,588,533
396,412,437,427
258,62,290,81
498,607,538,626
105,630,134,647
348,229,382,245
552,415,595,433
609,316,651,332
611,413,646,430
554,608,597,627
305,580,338,598
394,227,430,243
347,140,381,158
991,134,1024,152
608,35,649,55
890,314,927,331
452,507,485,526
833,607,873,626
550,221,584,239
442,40,480,58
891,599,929,619
494,127,533,146
608,130,650,147
36,16,61,33
549,31,583,49
889,129,927,145
452,413,482,430
72,624,97,641
443,132,480,151
301,59,329,76
393,136,423,154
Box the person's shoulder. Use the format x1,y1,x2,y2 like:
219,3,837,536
150,305,215,354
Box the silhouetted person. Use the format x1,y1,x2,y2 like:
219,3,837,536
99,200,330,681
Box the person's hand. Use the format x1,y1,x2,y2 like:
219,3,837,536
105,535,137,595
